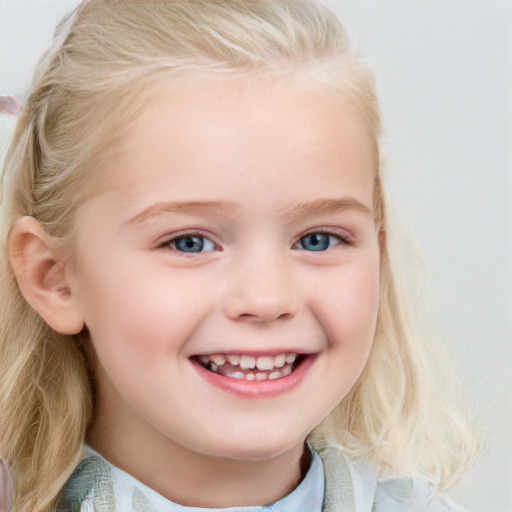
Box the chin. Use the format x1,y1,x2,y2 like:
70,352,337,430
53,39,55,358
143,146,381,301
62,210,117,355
198,430,307,462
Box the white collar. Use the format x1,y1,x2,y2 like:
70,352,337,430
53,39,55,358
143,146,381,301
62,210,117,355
62,444,325,511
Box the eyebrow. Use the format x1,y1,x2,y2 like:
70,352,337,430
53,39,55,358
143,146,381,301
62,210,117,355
123,200,240,226
123,197,372,227
278,198,372,223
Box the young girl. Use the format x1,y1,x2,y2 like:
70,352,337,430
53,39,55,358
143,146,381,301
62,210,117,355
0,1,481,510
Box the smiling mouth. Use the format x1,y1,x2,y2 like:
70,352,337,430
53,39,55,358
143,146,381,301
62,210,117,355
192,353,305,381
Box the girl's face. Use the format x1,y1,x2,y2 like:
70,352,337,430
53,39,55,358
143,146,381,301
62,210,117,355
68,78,381,462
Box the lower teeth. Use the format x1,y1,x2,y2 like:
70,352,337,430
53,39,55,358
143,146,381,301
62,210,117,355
220,365,293,381
195,355,302,381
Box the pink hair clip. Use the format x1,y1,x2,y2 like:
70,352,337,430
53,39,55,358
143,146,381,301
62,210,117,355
0,458,14,512
0,96,22,116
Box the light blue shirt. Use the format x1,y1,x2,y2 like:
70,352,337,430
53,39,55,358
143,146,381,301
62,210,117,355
57,445,324,512
57,442,467,511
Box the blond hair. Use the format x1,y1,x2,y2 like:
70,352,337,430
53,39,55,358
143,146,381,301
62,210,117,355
0,1,480,510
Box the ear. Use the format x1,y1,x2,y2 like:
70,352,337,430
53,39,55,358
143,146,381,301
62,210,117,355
8,216,84,335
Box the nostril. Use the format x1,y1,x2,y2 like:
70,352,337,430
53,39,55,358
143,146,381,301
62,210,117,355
237,310,295,322
276,311,295,321
223,266,301,322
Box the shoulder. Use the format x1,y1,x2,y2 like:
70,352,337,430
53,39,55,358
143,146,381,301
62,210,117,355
317,442,468,512
374,477,468,512
55,452,116,511
55,447,162,512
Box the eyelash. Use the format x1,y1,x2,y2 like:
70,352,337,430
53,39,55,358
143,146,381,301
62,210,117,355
157,232,219,254
157,228,353,254
292,229,353,252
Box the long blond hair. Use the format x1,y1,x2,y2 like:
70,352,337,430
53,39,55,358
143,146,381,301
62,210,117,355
0,1,480,510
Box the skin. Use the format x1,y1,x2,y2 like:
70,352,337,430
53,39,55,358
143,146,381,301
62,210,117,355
61,78,381,507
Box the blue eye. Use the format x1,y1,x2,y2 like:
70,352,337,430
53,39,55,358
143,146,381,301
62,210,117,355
168,234,216,253
298,232,341,251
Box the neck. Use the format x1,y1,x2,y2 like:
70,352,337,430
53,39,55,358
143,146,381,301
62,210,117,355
87,410,310,508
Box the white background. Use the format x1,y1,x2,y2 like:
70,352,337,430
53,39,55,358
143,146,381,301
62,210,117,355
1,1,511,511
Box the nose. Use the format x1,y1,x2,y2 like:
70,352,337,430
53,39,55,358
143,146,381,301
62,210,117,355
222,251,301,323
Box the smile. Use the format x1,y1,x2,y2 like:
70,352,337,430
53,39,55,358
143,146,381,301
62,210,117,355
195,353,302,381
190,351,315,398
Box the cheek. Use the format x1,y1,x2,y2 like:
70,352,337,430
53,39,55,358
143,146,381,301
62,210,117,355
77,260,213,364
315,258,380,403
313,256,380,352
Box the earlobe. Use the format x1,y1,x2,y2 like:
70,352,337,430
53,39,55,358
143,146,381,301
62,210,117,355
8,216,84,335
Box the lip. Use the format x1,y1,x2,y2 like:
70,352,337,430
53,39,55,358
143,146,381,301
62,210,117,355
190,353,316,398
192,349,309,357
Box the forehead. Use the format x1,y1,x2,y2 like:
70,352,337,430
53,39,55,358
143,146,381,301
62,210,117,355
88,76,378,221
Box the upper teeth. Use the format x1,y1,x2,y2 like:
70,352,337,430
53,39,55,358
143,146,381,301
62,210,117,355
199,353,297,371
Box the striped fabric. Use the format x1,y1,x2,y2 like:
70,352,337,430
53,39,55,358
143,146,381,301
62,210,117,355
56,443,467,511
56,445,324,512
